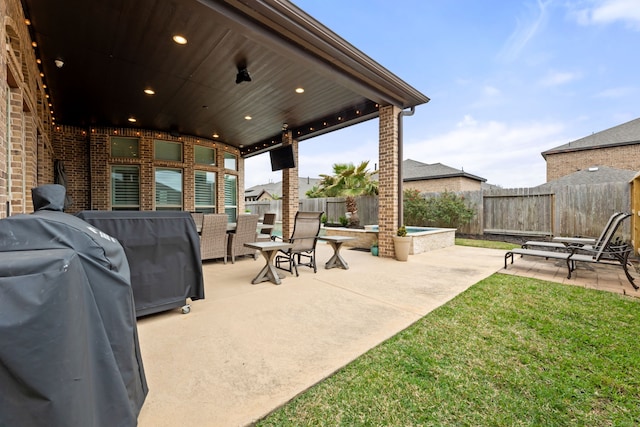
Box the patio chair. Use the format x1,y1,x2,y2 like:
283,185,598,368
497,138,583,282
200,214,228,263
227,214,259,263
505,213,637,288
256,212,277,242
275,211,323,276
190,211,204,234
522,212,624,251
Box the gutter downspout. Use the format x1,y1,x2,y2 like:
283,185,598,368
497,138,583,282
398,106,415,228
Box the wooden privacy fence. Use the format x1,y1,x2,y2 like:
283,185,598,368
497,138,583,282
455,183,631,240
246,182,631,241
246,196,378,225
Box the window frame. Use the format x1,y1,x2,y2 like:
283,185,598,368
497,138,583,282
194,170,216,213
154,167,184,211
154,139,183,162
110,165,140,210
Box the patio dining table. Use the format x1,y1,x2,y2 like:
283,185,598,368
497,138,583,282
318,235,354,270
243,241,293,285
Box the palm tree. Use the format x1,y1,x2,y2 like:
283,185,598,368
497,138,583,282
311,161,378,227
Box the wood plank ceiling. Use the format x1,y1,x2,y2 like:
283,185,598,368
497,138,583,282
22,0,429,156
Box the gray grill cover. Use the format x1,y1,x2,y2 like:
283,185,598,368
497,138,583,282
76,210,205,317
0,186,147,426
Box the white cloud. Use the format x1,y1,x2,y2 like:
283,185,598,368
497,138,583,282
499,0,552,61
572,0,640,30
404,116,566,188
457,115,478,127
595,86,637,98
539,70,581,86
483,85,501,97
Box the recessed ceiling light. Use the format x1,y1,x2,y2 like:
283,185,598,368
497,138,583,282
244,115,252,120
295,87,304,93
172,35,187,45
128,117,137,123
25,19,31,26
31,41,37,48
212,133,219,138
143,88,155,95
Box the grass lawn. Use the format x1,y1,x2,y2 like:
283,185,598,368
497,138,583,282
257,274,640,426
456,237,520,250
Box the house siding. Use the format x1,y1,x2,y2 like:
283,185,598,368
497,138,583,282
546,145,640,181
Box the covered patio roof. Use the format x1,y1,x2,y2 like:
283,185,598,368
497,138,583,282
22,0,429,156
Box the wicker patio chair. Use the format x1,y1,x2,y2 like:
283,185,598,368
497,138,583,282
227,214,259,263
275,211,323,276
257,212,277,242
199,214,228,263
190,212,204,234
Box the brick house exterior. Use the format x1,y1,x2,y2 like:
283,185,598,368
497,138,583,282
402,159,486,192
51,126,243,214
2,0,429,259
542,117,640,181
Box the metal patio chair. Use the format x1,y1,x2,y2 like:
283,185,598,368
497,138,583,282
275,211,323,276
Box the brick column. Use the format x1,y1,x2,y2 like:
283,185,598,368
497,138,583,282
281,131,298,240
378,105,401,258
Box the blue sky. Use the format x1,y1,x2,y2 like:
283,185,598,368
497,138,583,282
245,0,640,190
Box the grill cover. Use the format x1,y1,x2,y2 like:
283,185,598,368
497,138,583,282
0,185,147,426
76,210,205,316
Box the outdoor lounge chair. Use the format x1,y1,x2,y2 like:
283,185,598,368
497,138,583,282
505,213,637,288
200,214,228,263
227,214,259,263
522,212,624,252
275,211,323,276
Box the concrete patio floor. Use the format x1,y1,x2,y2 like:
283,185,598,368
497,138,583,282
135,243,638,426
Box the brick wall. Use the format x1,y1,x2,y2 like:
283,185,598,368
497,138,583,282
378,105,401,258
53,125,242,213
546,145,640,181
281,131,298,240
0,0,53,217
51,126,90,211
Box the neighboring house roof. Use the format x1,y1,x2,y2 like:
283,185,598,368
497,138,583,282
402,159,486,182
542,117,640,158
245,177,322,199
534,166,636,189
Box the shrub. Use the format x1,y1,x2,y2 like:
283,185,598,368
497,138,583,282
403,189,475,228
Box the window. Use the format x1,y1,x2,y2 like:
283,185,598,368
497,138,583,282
111,137,139,158
224,174,237,221
195,170,216,213
155,168,183,210
154,140,182,162
224,152,237,170
111,165,140,210
195,145,216,166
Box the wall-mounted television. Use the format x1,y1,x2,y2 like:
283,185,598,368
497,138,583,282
269,145,296,171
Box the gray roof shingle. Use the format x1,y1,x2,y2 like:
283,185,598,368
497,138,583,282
535,165,636,189
245,177,322,199
542,117,640,157
402,159,486,182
